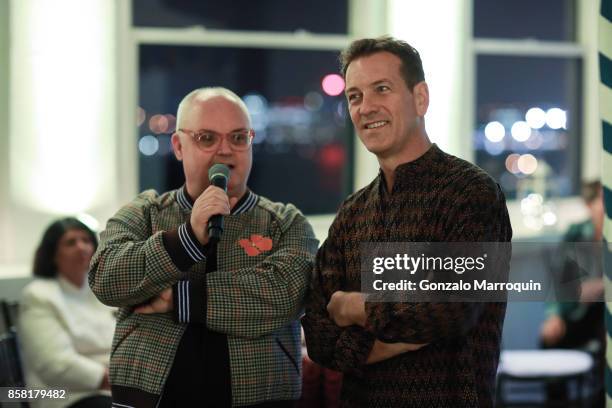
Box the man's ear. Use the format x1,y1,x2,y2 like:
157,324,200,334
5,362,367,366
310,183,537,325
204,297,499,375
413,81,429,117
171,132,183,161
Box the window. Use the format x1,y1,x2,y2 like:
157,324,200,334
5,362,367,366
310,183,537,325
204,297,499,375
474,55,582,200
132,0,348,34
132,1,352,215
473,0,575,41
472,0,582,211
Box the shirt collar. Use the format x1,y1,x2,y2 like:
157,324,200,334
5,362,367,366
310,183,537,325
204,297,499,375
378,143,441,194
176,185,258,215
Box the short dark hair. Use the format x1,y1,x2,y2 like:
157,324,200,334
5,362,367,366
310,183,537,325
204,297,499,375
32,217,98,278
340,36,425,91
581,180,602,204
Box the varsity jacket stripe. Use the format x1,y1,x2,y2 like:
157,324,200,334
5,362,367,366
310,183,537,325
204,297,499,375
172,190,258,323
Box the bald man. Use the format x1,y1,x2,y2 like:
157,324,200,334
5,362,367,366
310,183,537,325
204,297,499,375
90,87,318,407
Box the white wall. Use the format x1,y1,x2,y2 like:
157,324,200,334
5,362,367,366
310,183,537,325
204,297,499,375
0,0,11,270
1,0,123,278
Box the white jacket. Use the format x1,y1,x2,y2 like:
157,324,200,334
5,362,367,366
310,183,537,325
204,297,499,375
18,277,115,408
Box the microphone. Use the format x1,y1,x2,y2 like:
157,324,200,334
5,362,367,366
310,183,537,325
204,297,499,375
207,164,230,244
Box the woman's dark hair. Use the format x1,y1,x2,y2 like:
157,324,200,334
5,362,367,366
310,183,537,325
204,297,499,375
32,217,98,278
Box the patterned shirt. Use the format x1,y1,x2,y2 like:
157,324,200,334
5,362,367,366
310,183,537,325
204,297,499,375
89,187,318,407
302,144,512,408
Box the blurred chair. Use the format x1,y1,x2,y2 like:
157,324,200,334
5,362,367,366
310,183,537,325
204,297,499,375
0,299,30,408
299,340,343,408
496,349,595,407
1,300,19,334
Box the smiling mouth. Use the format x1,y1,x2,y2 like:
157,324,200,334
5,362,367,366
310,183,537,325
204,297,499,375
363,120,388,129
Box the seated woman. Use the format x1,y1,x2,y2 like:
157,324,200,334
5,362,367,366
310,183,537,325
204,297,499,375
18,217,115,408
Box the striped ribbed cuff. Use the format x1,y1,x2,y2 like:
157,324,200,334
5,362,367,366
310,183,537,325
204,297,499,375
172,277,206,325
162,223,206,271
175,280,190,323
180,222,205,262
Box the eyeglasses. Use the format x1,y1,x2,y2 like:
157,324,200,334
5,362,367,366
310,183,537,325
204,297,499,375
178,128,255,152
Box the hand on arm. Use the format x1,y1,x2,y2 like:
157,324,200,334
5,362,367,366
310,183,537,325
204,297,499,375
366,340,427,364
302,283,376,374
363,183,511,345
89,192,184,307
326,291,367,327
129,187,237,317
134,287,173,314
326,290,427,362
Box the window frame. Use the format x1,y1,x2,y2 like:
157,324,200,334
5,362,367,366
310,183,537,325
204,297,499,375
463,0,599,238
118,1,358,222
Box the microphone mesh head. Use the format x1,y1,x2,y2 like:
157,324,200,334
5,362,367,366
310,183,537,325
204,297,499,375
208,163,230,182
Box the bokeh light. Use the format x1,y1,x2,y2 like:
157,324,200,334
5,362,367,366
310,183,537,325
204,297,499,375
511,121,531,142
149,114,168,134
543,211,557,226
243,93,267,115
137,107,146,127
505,153,521,174
524,216,543,231
527,193,543,206
322,74,345,96
319,143,346,170
304,91,324,111
164,114,177,133
484,121,505,142
139,135,159,156
517,154,538,174
545,108,566,129
525,107,546,129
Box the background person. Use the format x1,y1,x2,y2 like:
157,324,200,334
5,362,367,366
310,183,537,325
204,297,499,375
19,217,114,408
540,180,605,349
540,180,605,405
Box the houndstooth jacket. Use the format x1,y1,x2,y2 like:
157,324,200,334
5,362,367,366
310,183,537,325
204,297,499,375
89,187,318,407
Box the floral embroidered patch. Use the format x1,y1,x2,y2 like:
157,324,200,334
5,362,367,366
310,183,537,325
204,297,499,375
238,234,273,256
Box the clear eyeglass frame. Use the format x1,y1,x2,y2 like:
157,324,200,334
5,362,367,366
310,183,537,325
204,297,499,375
178,128,255,151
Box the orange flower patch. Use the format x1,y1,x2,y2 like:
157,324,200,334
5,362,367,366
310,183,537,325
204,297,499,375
238,234,273,256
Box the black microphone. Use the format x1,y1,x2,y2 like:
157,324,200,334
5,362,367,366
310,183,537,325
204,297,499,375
207,164,230,244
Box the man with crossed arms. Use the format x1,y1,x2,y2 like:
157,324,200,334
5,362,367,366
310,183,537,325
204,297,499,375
90,87,318,407
302,37,512,407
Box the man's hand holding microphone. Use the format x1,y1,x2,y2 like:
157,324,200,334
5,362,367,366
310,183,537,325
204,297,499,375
135,164,236,314
191,164,237,245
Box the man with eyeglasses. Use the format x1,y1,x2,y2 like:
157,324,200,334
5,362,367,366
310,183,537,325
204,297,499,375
90,87,318,407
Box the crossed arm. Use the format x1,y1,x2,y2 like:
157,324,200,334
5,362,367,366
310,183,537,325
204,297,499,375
90,192,319,339
300,229,430,374
301,181,511,373
324,290,427,364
